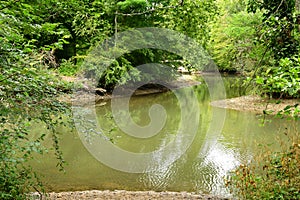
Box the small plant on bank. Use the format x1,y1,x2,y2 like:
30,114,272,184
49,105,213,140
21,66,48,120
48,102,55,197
226,137,300,199
58,59,80,76
277,104,300,120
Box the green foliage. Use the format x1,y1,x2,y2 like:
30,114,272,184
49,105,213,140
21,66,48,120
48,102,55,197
227,140,300,199
58,59,80,76
277,104,300,120
2,0,219,91
98,58,141,91
209,3,265,73
248,0,299,59
0,1,73,199
236,0,300,98
72,0,112,52
0,61,71,199
117,0,148,12
78,0,218,90
161,0,218,47
256,57,300,98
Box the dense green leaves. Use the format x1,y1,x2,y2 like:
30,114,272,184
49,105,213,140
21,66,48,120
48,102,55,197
0,1,73,199
210,0,300,97
256,57,300,98
209,0,265,73
160,0,218,46
78,0,218,88
248,0,299,59
246,0,300,97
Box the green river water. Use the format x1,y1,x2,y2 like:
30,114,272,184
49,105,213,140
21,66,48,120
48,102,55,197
30,75,299,197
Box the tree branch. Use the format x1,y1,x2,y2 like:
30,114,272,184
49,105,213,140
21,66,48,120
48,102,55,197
244,45,270,92
116,5,177,16
115,11,118,47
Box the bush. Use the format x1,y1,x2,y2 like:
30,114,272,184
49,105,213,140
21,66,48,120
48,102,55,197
256,57,300,98
227,137,300,199
58,59,80,76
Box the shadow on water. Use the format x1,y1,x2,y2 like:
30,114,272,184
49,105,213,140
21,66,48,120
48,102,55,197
29,75,299,196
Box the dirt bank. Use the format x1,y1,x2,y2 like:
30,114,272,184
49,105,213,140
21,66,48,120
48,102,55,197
211,95,299,115
30,190,230,200
60,75,201,105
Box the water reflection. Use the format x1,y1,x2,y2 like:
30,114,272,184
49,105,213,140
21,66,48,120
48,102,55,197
29,76,299,196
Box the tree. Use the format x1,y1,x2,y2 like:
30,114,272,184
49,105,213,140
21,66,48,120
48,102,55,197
248,0,299,59
79,0,219,90
245,0,300,98
0,1,72,198
209,0,265,73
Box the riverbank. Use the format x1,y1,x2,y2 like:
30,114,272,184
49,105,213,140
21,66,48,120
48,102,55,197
30,190,229,200
211,95,300,115
60,75,201,105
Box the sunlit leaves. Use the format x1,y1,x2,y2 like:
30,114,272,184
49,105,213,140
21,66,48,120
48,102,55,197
0,1,73,198
209,4,264,72
255,57,300,98
247,0,299,59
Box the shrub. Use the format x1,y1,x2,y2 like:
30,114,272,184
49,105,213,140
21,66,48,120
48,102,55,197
256,57,300,98
227,138,300,199
58,59,80,76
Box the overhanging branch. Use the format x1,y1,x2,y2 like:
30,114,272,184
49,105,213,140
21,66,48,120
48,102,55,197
116,5,177,16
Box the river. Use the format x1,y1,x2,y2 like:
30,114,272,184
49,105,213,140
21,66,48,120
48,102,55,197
29,75,299,197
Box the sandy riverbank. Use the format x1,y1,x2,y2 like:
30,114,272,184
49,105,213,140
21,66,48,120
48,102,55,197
211,95,299,115
60,75,201,105
30,190,230,200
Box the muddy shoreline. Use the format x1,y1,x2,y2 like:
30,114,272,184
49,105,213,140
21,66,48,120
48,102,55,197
211,95,300,115
60,75,201,105
30,190,230,200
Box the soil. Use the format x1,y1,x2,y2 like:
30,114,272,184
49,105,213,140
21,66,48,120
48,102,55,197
30,190,229,200
211,95,300,115
60,75,201,106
